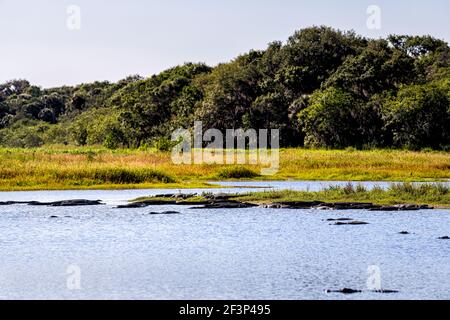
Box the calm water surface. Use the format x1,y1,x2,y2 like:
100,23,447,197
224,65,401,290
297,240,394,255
0,181,449,300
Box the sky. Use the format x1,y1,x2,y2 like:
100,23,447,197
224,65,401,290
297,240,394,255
0,0,449,88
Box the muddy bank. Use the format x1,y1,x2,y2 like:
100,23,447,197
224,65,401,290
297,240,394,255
0,199,103,207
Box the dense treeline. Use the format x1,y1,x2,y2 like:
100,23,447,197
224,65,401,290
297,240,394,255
1,26,449,150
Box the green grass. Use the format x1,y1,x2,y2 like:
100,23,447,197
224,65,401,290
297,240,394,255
128,183,450,208
235,183,450,208
131,195,209,203
0,146,449,190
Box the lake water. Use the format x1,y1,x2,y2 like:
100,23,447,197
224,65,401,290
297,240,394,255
0,181,449,300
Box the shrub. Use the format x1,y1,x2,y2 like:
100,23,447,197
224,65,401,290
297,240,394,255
217,167,260,179
299,88,381,148
382,84,450,149
154,137,179,152
53,168,176,184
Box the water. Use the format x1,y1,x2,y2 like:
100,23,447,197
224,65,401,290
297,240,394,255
0,182,449,300
2,180,447,206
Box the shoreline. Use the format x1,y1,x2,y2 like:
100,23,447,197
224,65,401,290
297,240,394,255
0,179,450,193
126,183,450,210
0,178,449,192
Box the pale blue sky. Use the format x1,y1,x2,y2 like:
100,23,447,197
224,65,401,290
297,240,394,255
1,0,449,88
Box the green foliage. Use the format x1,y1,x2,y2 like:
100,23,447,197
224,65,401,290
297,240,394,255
238,182,450,208
0,27,449,150
217,167,260,179
281,26,366,92
0,120,49,147
109,63,212,148
153,136,179,152
103,127,124,150
382,83,450,149
325,40,415,97
299,88,381,148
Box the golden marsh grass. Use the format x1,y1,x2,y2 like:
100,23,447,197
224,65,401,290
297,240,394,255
0,147,448,191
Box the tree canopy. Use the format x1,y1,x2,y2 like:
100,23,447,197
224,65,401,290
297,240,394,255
1,26,449,150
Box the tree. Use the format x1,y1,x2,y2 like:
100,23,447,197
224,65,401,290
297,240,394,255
110,63,211,147
1,27,450,150
382,83,450,149
279,26,366,94
299,87,381,148
196,53,263,132
325,40,415,98
70,93,87,111
388,35,448,58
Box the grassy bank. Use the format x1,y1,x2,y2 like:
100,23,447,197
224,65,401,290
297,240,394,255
235,183,450,209
130,183,450,209
0,147,449,191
